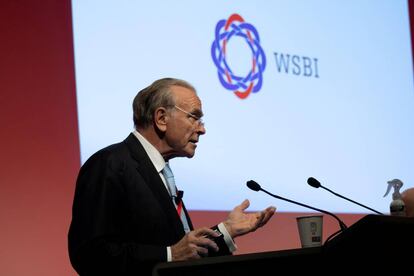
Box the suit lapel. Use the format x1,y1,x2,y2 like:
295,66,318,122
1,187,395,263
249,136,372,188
123,133,187,236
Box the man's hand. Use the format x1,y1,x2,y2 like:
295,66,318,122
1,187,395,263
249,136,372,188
171,227,220,261
223,199,276,238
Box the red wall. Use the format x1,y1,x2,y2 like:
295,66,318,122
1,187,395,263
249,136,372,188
190,211,364,254
0,1,79,275
0,1,412,275
410,0,414,72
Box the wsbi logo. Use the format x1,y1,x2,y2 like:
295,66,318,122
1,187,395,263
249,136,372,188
211,14,266,100
211,13,320,99
274,53,319,78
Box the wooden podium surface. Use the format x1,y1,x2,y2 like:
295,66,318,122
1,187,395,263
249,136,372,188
153,247,321,276
153,215,414,275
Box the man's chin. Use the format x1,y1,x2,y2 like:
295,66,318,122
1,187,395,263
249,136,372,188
184,147,196,158
170,150,195,159
184,151,195,158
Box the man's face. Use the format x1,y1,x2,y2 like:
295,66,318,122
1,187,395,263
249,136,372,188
164,85,206,158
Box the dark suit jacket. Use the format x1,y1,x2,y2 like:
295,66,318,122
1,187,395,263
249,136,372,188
68,133,230,276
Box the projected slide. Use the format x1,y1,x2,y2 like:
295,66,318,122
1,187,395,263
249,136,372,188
72,0,414,213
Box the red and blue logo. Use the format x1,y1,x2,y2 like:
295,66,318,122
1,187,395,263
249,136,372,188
211,14,266,99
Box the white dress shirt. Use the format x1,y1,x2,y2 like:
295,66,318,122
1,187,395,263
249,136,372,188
132,130,236,261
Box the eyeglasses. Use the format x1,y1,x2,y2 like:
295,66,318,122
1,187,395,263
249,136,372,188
174,105,204,127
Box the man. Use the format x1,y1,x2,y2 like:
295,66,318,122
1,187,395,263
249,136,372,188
68,78,276,275
402,187,414,217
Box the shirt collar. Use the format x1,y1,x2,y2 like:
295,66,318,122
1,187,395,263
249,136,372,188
133,130,166,173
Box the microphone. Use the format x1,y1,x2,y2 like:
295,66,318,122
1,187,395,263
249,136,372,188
246,180,347,230
307,177,383,215
174,190,184,205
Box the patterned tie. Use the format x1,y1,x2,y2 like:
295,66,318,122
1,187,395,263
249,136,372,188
162,163,190,233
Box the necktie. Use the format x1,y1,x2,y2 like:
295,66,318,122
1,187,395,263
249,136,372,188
162,163,190,233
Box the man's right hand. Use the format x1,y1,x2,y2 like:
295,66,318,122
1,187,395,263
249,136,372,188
171,227,220,261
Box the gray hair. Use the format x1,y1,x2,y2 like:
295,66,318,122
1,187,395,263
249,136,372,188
132,78,196,128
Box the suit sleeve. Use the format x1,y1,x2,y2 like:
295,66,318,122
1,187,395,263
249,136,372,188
208,225,233,257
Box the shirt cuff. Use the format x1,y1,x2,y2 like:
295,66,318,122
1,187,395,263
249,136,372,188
167,246,172,262
218,222,237,252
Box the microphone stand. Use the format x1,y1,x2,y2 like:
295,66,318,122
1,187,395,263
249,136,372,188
259,187,347,230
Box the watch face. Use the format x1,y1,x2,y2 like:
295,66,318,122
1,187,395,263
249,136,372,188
206,229,223,240
214,229,223,236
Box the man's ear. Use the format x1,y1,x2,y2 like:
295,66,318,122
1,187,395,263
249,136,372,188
154,107,169,132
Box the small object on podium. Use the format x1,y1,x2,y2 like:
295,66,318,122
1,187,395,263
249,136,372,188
296,215,323,248
384,179,406,216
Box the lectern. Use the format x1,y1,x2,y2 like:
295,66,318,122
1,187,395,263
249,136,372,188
152,215,414,275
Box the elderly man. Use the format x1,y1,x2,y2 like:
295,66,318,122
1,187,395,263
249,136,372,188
402,187,414,217
68,78,276,276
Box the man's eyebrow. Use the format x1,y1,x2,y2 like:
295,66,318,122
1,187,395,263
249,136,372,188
190,108,203,118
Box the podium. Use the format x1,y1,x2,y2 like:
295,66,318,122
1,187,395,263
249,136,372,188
322,214,414,261
153,215,414,275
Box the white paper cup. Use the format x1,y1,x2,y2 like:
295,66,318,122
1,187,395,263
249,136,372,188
296,215,323,248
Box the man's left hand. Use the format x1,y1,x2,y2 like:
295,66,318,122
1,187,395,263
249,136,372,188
223,199,276,238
